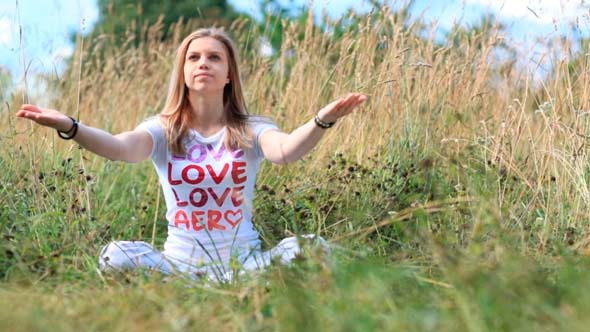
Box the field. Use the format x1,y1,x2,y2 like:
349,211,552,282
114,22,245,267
2,5,590,331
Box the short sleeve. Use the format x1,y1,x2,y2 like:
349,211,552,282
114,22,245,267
250,117,280,159
136,117,167,164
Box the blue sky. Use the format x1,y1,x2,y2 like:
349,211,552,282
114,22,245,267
0,0,588,89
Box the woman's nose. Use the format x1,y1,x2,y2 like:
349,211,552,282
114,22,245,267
198,59,209,68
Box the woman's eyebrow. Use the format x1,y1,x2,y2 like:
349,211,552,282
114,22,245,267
187,50,223,55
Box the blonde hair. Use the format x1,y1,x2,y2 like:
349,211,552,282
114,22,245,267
160,27,252,155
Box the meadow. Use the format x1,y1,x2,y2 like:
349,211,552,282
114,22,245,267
1,5,590,331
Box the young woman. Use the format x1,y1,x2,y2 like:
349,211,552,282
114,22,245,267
16,27,366,281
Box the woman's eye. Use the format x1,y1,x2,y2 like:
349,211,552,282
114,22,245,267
210,55,220,60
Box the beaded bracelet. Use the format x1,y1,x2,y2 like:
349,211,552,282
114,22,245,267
57,116,79,140
314,115,335,129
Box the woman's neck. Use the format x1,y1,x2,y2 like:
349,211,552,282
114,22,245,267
187,91,225,136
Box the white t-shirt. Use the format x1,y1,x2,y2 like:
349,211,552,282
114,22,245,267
137,117,278,268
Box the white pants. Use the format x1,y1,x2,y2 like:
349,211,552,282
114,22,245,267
98,235,328,282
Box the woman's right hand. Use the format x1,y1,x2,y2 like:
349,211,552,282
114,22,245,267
16,104,153,163
16,104,74,132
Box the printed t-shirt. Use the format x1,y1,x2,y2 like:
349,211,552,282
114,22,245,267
137,117,279,268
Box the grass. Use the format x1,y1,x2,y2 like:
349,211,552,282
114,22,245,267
2,3,590,331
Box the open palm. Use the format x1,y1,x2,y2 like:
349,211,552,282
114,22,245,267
317,93,367,124
16,104,73,132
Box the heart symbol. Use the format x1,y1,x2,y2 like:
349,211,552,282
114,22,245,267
224,209,243,228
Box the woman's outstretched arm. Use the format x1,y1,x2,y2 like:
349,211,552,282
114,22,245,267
259,93,367,164
16,104,153,163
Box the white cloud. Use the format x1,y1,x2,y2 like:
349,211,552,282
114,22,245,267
259,37,274,57
51,45,74,61
465,0,587,23
0,18,12,46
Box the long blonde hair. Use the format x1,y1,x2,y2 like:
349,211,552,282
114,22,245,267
160,27,252,155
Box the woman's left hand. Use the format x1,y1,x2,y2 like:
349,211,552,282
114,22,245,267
316,93,367,124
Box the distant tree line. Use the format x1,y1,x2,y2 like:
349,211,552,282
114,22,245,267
92,0,241,43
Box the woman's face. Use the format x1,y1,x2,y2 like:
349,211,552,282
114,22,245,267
183,37,230,94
